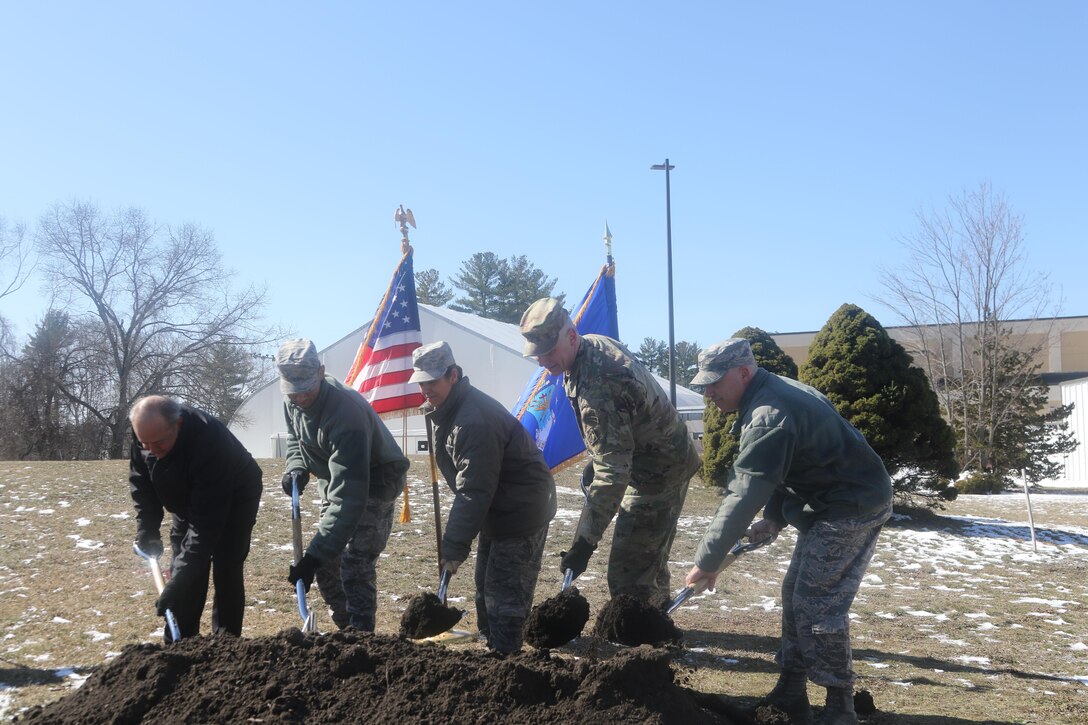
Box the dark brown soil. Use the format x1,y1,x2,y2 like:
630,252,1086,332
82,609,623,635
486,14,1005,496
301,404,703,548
15,629,746,724
398,593,464,639
523,586,591,648
853,688,876,715
592,594,683,647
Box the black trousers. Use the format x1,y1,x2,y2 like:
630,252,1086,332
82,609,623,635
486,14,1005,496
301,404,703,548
166,489,261,640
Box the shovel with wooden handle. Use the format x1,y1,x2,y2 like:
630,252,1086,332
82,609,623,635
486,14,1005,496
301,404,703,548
133,542,181,641
666,533,779,614
424,412,443,576
291,472,317,633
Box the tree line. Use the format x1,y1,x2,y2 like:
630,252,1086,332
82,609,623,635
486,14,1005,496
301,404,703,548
1,184,1076,500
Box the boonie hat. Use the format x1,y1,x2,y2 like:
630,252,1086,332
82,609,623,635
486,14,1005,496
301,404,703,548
689,338,756,387
276,339,323,394
519,297,570,356
409,341,456,383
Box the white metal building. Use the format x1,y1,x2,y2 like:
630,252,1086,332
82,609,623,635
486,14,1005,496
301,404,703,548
1061,377,1088,484
228,304,706,458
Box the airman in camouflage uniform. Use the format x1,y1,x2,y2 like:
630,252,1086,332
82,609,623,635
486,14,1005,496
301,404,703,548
276,339,410,632
410,341,556,653
520,298,700,603
685,339,893,725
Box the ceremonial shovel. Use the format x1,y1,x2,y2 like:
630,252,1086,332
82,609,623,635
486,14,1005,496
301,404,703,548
291,472,317,633
133,542,181,641
666,533,779,614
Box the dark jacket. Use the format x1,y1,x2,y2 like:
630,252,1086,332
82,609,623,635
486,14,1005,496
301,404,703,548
129,406,263,577
284,375,410,563
431,376,557,562
695,368,893,572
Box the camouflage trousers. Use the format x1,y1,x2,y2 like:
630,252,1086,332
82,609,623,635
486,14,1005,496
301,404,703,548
607,478,690,602
474,524,549,653
314,496,396,632
776,502,892,688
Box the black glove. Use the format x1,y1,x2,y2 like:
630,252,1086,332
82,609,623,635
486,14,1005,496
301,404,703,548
560,537,597,578
580,462,594,498
281,469,310,496
156,572,185,617
288,553,320,592
135,532,164,558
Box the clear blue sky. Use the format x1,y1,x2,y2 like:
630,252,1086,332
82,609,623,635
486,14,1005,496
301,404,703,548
3,2,1086,363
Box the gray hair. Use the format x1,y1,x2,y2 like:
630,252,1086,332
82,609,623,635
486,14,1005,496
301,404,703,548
130,395,182,425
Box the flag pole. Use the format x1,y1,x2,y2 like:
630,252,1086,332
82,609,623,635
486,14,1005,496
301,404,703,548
395,205,417,524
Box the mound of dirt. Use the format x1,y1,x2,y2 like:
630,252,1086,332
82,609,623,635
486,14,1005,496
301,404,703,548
593,594,683,647
398,593,465,639
16,629,745,724
524,587,591,648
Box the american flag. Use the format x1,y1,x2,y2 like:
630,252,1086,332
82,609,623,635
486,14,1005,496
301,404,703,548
345,251,425,415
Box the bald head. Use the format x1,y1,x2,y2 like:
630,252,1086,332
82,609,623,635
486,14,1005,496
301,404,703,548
130,396,182,458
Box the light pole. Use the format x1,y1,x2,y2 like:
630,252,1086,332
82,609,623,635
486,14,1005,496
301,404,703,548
651,159,677,406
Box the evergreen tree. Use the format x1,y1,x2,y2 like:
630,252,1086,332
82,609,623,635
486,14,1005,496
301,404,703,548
673,341,701,387
636,337,668,374
799,304,959,502
449,252,562,323
701,327,798,486
449,252,506,319
961,339,1076,485
415,268,454,306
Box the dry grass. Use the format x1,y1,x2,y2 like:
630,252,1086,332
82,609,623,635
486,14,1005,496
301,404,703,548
2,458,1086,723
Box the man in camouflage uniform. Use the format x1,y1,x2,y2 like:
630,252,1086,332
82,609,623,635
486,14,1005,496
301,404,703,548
277,338,410,632
410,341,556,653
519,297,700,603
684,339,893,725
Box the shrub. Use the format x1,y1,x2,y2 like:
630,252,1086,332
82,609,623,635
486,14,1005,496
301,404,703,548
954,471,1008,495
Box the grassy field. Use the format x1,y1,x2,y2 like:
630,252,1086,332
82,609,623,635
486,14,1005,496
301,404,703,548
1,458,1086,723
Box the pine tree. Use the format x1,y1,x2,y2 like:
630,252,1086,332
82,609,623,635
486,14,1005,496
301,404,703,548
701,327,798,486
799,304,958,502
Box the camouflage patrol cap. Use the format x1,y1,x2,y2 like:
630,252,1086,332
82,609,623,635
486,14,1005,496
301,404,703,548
519,297,571,356
690,338,756,386
408,341,456,383
276,339,323,394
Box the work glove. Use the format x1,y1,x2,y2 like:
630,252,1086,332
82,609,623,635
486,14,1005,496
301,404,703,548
281,469,310,496
559,537,597,578
135,532,164,558
288,553,320,592
580,462,594,499
155,566,193,617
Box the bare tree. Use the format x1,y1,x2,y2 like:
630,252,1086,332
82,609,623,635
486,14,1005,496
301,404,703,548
879,183,1072,478
0,215,32,300
0,215,34,341
35,201,279,457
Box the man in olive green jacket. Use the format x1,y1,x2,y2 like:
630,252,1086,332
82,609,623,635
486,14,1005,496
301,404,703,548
277,339,409,632
685,339,892,725
411,341,556,653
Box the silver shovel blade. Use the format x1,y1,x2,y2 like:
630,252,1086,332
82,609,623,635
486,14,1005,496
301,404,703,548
666,586,695,615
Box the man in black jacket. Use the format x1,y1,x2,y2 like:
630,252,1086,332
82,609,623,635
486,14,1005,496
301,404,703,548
128,395,263,641
410,341,557,653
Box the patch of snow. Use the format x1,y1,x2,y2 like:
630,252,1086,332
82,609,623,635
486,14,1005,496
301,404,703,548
51,616,71,624
1070,642,1088,651
952,655,991,667
85,630,110,642
75,518,91,526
